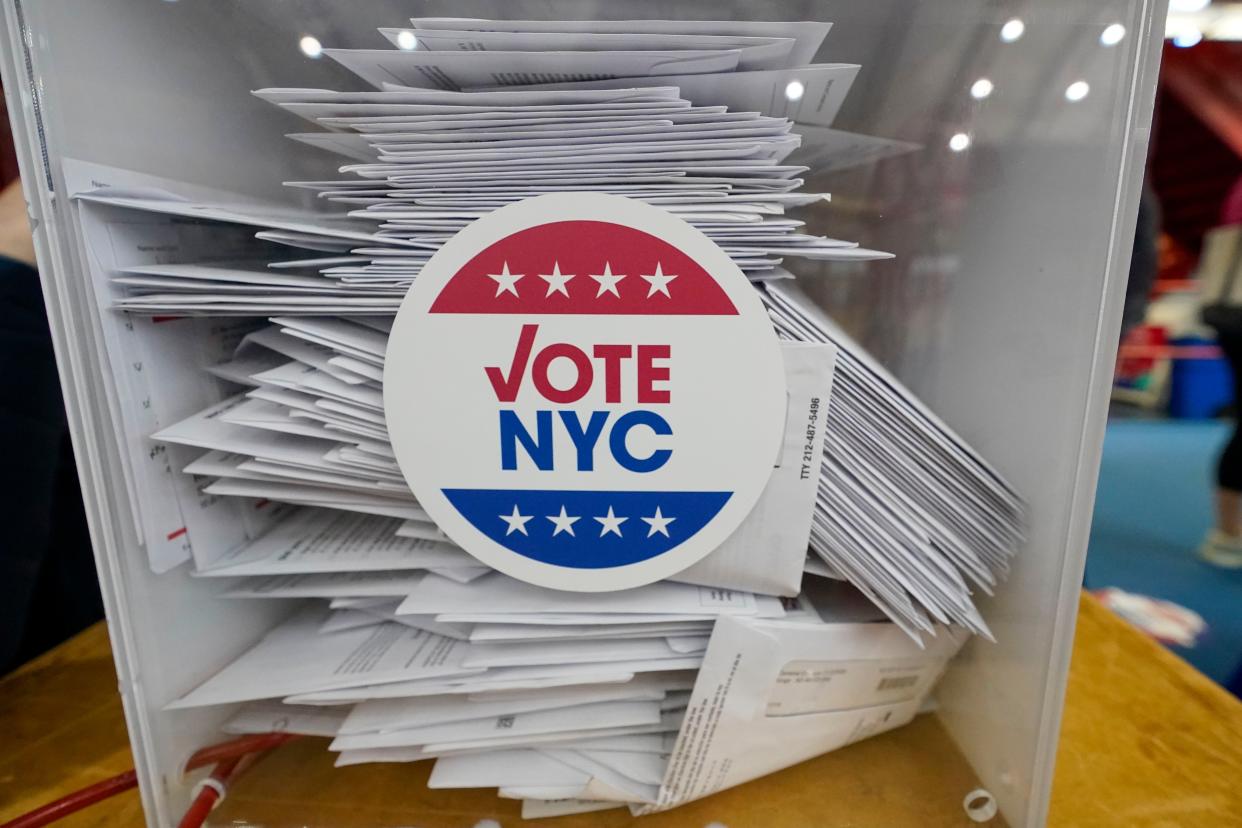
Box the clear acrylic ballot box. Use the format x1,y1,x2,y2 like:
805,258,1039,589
0,1,1164,826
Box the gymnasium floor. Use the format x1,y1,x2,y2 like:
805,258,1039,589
1086,418,1242,686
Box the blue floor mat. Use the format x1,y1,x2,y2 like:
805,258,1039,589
1086,419,1242,686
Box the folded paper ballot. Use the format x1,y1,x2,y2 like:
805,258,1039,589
65,14,1023,820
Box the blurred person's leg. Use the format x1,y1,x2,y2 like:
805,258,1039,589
1201,331,1242,568
0,178,101,672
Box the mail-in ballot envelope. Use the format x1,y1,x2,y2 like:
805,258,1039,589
638,612,966,812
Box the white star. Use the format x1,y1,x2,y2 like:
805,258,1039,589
589,262,626,298
640,263,677,298
641,506,675,538
488,261,523,298
539,261,574,298
498,504,533,536
546,505,580,537
594,506,627,537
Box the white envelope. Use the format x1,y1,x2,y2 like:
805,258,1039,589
330,699,662,751
398,572,769,617
423,714,680,754
286,659,702,705
287,668,641,705
429,749,588,789
320,609,384,634
221,571,427,599
536,749,661,803
547,733,677,755
386,29,796,72
522,798,624,819
462,637,705,669
406,18,831,67
253,84,682,107
635,616,964,812
502,64,860,127
167,606,478,709
673,341,836,595
204,478,424,521
571,749,668,786
195,509,466,576
468,620,711,642
222,701,348,737
326,48,742,91
340,679,667,735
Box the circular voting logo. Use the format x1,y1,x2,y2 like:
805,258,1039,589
385,194,786,591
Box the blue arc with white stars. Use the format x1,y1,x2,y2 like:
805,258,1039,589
442,489,732,569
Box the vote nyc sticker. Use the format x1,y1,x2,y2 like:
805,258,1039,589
385,194,786,591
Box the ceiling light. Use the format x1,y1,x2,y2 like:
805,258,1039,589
1065,81,1090,102
1000,19,1025,42
299,35,323,59
1172,27,1203,47
1100,23,1126,46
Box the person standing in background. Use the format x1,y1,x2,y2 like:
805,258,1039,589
1122,182,1161,337
0,176,102,672
1198,174,1242,568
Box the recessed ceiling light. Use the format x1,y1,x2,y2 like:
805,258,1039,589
970,78,994,99
1100,23,1126,46
1000,19,1025,43
299,35,323,59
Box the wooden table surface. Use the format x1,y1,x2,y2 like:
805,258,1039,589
2,593,1240,827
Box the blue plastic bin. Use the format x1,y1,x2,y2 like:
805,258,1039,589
1168,336,1234,419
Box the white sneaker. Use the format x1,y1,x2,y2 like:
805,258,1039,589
1198,529,1242,569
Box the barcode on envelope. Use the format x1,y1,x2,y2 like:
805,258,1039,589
877,675,919,692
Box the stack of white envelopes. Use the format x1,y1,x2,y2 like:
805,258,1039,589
80,15,1027,818
88,16,896,316
266,82,887,280
275,19,891,278
173,571,962,817
761,283,1025,637
153,281,1022,637
154,316,836,598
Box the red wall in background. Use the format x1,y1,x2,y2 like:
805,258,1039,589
1152,41,1242,258
0,81,19,186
